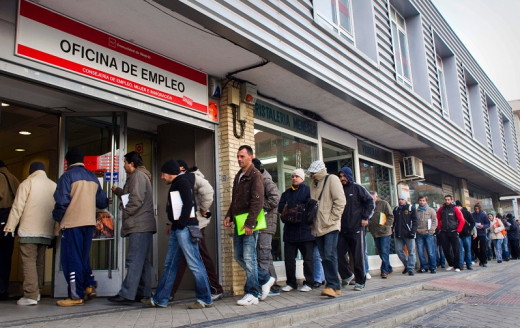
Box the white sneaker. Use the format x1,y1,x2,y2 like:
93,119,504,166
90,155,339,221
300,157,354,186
236,293,259,306
37,294,41,301
446,266,454,271
454,268,461,272
17,297,38,306
281,285,294,292
260,277,276,301
299,285,312,292
366,273,372,280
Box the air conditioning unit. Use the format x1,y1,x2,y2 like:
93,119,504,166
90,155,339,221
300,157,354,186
403,156,424,179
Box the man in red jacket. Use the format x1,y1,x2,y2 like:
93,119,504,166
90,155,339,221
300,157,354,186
436,195,465,272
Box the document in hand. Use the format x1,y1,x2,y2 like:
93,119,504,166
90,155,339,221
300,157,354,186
235,209,266,235
379,212,387,225
170,191,195,220
121,194,130,208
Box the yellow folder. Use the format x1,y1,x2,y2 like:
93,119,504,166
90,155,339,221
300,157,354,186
379,212,387,225
235,209,266,235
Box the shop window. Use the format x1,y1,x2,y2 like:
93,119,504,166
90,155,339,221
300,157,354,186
469,189,494,213
322,139,354,176
314,0,355,44
408,180,444,209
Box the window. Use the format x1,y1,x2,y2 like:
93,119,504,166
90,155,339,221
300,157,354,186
314,0,355,43
436,55,449,117
389,6,412,88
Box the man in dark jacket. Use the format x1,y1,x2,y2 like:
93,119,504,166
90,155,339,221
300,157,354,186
471,204,490,267
143,160,212,309
53,148,108,306
109,151,156,304
224,145,274,306
436,195,465,272
278,168,314,292
455,200,475,270
337,167,374,291
368,191,394,278
506,213,519,259
252,158,280,291
393,193,418,275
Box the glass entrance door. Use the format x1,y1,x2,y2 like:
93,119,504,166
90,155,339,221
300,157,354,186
54,113,127,297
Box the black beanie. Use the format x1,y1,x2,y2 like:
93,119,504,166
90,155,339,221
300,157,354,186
506,213,514,220
252,158,262,171
161,160,180,175
455,200,463,207
66,148,84,165
29,162,45,174
176,159,189,171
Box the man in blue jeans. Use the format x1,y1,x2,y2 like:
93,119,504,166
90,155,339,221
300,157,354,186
393,193,418,276
456,201,475,270
368,191,394,279
415,196,437,274
224,145,275,306
143,160,212,309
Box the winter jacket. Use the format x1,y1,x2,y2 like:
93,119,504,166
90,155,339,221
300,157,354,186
309,168,346,237
225,164,264,229
471,211,490,236
507,218,519,240
4,170,57,239
489,217,505,240
0,166,20,222
113,166,156,237
166,172,198,230
53,163,108,229
278,183,314,243
437,204,465,233
368,199,394,238
192,169,214,230
259,169,280,235
459,207,475,237
416,205,437,235
393,203,418,239
338,167,374,234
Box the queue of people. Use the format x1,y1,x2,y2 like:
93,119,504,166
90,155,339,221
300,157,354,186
2,145,520,310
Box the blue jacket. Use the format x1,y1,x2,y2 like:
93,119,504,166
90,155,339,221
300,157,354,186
339,167,374,233
278,183,314,243
53,164,108,228
471,211,490,236
507,217,519,240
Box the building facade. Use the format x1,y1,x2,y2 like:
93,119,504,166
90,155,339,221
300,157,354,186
1,0,519,297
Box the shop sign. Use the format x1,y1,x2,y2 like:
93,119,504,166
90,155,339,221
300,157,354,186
15,0,209,116
254,100,317,138
357,140,393,165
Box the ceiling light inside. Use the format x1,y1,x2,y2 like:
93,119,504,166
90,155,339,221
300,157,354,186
15,148,26,152
19,131,32,135
1,102,9,107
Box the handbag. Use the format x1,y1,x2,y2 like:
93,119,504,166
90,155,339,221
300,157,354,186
187,226,203,243
303,175,330,225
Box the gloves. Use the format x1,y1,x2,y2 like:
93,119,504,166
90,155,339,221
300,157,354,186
408,232,416,239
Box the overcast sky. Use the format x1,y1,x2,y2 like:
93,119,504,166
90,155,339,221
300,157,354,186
431,0,520,102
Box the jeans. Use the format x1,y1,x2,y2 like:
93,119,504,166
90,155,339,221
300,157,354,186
374,236,392,274
316,230,340,290
493,239,504,261
416,234,436,271
459,235,472,268
502,234,510,259
395,237,416,272
233,231,271,297
313,245,325,283
435,236,445,267
152,227,212,306
119,232,153,300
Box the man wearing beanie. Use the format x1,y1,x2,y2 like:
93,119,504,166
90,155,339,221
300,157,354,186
4,162,57,305
393,193,418,275
278,168,315,292
224,145,275,306
436,195,465,272
252,158,280,294
455,200,475,270
0,160,20,300
53,148,108,306
471,204,490,267
143,160,212,309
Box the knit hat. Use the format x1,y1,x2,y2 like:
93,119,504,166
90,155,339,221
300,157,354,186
29,162,45,174
252,158,262,171
65,148,84,165
161,160,180,175
307,160,325,173
292,168,305,180
455,200,463,207
488,210,496,216
496,213,503,219
398,192,408,200
506,213,514,220
176,159,189,171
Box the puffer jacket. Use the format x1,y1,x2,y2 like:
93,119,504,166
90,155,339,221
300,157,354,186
225,164,264,229
113,166,156,237
368,199,394,238
4,170,57,238
192,169,214,230
310,168,346,237
393,202,418,239
489,217,505,240
416,205,437,235
260,169,280,235
338,167,374,233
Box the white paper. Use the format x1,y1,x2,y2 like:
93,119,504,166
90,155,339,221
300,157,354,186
170,191,195,220
121,194,130,208
427,219,432,230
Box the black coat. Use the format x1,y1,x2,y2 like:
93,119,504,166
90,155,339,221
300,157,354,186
278,183,314,243
166,173,198,230
393,203,418,239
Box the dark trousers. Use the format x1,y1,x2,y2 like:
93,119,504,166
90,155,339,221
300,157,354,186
284,240,314,288
0,234,15,296
337,230,366,285
438,231,460,269
118,232,153,300
509,238,520,259
171,228,223,296
474,235,488,264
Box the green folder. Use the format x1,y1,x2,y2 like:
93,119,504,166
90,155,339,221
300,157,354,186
235,209,266,235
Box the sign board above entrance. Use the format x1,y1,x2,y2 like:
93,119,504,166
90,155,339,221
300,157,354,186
15,0,209,116
254,100,317,138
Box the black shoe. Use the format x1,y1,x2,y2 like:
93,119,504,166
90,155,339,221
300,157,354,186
402,268,408,274
313,282,322,288
505,258,510,262
408,270,415,276
134,295,148,302
466,266,473,270
108,295,134,305
497,260,502,263
430,269,436,274
0,292,9,301
417,269,427,273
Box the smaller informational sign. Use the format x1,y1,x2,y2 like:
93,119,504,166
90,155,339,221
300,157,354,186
104,171,119,182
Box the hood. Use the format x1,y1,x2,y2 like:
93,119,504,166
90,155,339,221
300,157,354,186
136,166,152,183
339,166,353,183
312,168,327,181
262,169,273,182
193,168,205,179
